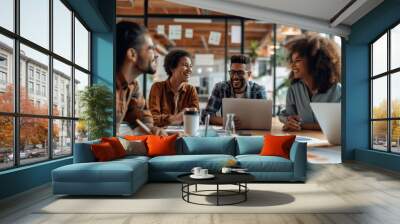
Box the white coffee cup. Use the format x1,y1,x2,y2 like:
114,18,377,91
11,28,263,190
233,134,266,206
200,169,208,176
191,167,202,176
221,167,232,174
184,109,199,136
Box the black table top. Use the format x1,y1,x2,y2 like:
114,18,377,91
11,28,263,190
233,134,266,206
177,172,255,185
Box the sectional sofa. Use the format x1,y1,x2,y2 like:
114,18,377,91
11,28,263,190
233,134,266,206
52,136,307,196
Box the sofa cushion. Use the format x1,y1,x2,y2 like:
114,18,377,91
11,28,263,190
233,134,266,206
147,134,179,157
236,136,263,155
148,154,235,172
236,155,293,172
260,134,296,159
91,142,118,161
53,158,147,183
101,137,127,158
178,137,236,155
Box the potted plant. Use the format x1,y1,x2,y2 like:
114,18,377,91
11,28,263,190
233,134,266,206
79,84,113,140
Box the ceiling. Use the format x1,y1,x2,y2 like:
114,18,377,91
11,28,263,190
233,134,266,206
166,0,384,37
116,1,281,59
115,0,383,59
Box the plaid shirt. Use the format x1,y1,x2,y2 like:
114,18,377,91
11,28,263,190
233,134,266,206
202,81,266,120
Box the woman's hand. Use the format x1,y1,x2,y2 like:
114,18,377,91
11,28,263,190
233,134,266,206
168,111,184,125
283,115,302,131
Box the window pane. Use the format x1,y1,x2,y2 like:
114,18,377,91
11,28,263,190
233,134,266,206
75,17,89,70
53,59,72,117
372,33,387,76
75,120,88,142
20,117,49,165
372,77,387,119
0,116,13,170
53,119,72,158
372,121,388,151
391,120,400,153
0,0,14,31
53,0,72,60
74,69,89,118
0,35,14,112
20,44,49,115
391,24,400,70
391,72,400,118
244,21,274,101
20,0,49,49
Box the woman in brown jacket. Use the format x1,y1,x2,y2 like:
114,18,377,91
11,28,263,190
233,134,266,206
149,49,199,127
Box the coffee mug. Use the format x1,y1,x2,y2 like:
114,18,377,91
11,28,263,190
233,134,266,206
191,167,202,176
200,169,208,176
221,167,232,174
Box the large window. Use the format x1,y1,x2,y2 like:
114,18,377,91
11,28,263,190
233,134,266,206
116,0,341,115
370,23,400,153
0,0,91,171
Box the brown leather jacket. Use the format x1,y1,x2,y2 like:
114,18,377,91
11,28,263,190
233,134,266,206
116,74,153,132
148,80,199,127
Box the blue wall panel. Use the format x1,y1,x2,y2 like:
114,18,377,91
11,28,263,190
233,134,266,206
0,158,72,199
344,0,400,171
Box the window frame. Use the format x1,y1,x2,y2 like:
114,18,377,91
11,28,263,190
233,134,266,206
369,20,400,154
0,0,92,171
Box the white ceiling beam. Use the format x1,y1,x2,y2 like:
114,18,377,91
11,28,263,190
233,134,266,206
330,0,368,28
166,0,351,37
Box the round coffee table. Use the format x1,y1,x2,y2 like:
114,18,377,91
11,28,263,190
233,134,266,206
177,173,255,206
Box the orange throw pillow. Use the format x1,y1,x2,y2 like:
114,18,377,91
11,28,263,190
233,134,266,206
91,142,117,162
101,137,126,158
146,134,178,157
259,134,296,159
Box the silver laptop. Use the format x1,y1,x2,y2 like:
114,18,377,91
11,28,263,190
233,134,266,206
222,98,273,130
310,103,341,145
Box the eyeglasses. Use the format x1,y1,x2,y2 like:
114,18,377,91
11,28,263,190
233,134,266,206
289,58,304,65
229,70,247,77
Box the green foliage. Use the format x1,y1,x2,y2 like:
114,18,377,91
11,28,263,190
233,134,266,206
248,40,259,63
275,47,288,67
79,84,113,140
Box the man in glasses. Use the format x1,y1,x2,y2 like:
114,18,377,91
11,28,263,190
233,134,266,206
203,55,266,127
116,21,165,135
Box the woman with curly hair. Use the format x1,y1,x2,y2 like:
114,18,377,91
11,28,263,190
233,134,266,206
279,33,341,131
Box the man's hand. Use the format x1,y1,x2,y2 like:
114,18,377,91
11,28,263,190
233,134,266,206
150,126,168,136
282,115,302,131
209,116,223,126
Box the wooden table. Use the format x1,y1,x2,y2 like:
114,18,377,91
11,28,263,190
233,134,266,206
238,117,331,147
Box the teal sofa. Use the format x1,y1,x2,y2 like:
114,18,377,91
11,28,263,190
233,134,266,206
52,136,307,196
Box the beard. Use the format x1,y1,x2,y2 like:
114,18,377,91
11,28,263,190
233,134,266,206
231,78,246,91
137,55,157,75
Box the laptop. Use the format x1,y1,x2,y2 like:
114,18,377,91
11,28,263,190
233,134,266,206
310,103,341,145
222,98,273,130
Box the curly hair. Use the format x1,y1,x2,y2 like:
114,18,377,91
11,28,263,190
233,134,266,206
285,33,341,93
164,49,192,78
